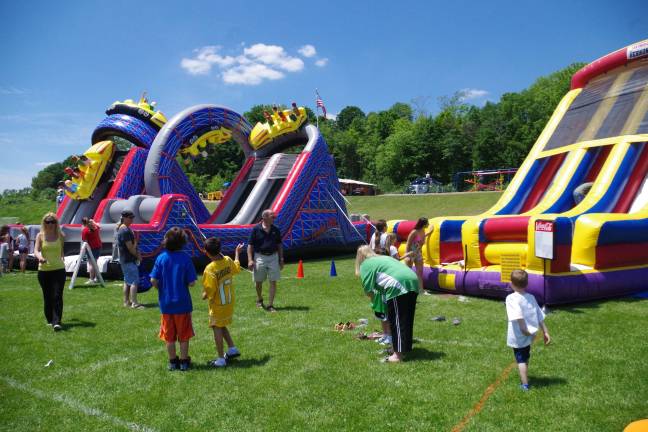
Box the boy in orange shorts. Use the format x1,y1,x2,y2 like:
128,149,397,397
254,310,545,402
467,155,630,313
150,227,197,371
202,238,244,368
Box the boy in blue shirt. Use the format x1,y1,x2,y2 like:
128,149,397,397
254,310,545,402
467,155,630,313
150,227,197,371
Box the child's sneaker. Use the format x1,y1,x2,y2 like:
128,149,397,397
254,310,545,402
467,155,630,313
225,347,241,360
179,357,191,372
168,358,180,371
209,357,227,368
520,384,530,391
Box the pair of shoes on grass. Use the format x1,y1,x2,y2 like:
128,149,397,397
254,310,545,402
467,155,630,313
256,299,277,312
168,357,191,371
334,321,356,331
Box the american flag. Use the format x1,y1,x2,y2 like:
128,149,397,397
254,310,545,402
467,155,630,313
315,90,327,118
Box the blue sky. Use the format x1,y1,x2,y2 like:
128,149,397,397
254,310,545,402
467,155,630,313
0,0,645,192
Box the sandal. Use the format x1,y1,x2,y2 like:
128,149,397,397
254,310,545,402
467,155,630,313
131,303,145,309
266,305,277,313
256,299,264,309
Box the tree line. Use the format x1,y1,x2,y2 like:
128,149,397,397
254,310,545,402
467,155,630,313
21,62,584,199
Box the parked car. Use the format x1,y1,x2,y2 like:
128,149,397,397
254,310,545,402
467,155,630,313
405,177,442,194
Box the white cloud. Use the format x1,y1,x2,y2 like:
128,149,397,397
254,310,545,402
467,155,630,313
180,46,236,75
298,44,317,58
460,88,489,100
0,86,29,95
181,43,309,85
244,44,304,72
315,58,329,67
223,64,284,85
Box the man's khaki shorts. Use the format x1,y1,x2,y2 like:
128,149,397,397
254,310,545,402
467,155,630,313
253,253,281,282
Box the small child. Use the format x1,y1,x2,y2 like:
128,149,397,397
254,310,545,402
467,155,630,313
370,220,387,255
385,233,413,261
371,289,392,346
150,227,197,371
202,238,244,368
506,269,551,391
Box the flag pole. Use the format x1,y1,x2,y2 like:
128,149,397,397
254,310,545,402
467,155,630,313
315,89,320,128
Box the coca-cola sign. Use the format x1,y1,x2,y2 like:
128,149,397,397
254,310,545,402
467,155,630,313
535,220,554,232
535,220,554,260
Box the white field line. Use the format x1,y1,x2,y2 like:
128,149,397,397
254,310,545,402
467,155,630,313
33,348,160,383
1,376,159,432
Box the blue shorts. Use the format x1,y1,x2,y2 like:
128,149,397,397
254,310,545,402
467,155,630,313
91,248,101,260
513,345,531,364
120,262,139,285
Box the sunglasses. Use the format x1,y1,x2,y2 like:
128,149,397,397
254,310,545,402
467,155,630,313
44,220,57,224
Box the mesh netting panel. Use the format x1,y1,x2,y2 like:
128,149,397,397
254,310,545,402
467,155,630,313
544,62,648,151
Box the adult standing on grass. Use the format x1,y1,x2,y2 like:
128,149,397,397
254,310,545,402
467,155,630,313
16,226,30,273
81,217,102,284
355,245,419,363
117,210,143,309
34,213,66,331
247,209,283,312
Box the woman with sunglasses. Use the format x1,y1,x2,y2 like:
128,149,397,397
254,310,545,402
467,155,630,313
34,213,66,331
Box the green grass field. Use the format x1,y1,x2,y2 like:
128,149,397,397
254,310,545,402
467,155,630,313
1,192,646,430
1,260,646,431
345,192,503,220
0,199,56,225
0,192,502,225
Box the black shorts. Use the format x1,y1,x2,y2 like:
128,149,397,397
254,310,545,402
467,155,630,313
513,345,531,364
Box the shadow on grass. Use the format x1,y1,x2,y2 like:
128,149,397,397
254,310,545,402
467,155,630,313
407,347,445,362
61,318,96,331
273,305,310,312
529,376,567,388
192,355,271,371
555,293,647,314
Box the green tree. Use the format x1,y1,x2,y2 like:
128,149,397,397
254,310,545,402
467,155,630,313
31,156,76,190
336,106,365,131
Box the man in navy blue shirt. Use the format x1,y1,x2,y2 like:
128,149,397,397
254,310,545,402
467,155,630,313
247,209,283,312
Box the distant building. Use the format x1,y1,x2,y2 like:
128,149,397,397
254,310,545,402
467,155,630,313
339,179,377,196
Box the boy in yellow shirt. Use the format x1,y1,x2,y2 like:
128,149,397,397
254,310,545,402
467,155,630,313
202,238,244,368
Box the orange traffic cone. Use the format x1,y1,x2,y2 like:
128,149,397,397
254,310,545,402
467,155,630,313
297,260,304,279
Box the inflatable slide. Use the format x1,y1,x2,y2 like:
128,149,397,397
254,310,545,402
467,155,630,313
54,98,367,288
390,39,648,304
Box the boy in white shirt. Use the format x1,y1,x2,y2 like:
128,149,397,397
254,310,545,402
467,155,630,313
506,269,551,391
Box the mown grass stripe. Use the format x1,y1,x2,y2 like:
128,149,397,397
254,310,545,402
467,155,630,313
2,376,159,432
